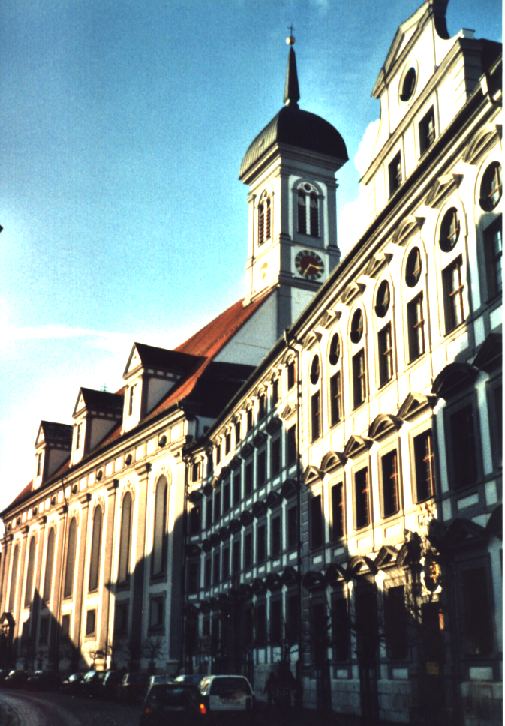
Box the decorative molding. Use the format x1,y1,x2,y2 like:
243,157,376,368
343,435,373,458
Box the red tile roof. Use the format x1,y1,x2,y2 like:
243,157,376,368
3,290,273,515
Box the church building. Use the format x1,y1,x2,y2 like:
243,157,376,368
0,2,501,724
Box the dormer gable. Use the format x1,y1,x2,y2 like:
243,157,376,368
122,342,203,433
71,387,123,465
34,421,72,490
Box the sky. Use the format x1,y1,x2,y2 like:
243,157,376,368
0,0,501,514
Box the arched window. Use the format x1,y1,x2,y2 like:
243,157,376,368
480,162,502,211
258,202,264,245
117,492,132,584
89,506,103,592
8,544,19,612
43,529,55,602
24,536,36,607
297,184,320,237
64,519,77,598
152,477,168,577
265,198,271,240
439,208,460,251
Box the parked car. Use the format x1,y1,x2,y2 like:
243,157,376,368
60,671,84,694
101,670,126,699
81,669,106,698
119,671,153,703
140,682,199,726
0,669,11,686
26,671,61,691
3,670,30,688
174,673,205,687
197,675,255,721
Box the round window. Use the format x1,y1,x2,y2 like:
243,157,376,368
400,67,417,101
405,247,422,287
328,333,340,365
375,280,390,317
310,355,320,384
439,208,460,252
350,309,364,344
480,162,502,211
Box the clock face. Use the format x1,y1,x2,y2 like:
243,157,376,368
295,250,324,280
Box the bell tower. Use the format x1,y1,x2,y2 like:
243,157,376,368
239,32,348,318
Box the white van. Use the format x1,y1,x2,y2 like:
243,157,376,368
198,674,254,718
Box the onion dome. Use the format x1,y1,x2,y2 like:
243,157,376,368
240,32,348,182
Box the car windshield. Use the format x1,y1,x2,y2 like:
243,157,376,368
148,685,191,706
209,678,250,696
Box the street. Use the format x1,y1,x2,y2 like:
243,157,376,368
0,690,142,726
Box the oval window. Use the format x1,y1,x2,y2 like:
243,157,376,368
350,309,364,344
405,247,422,287
328,333,340,365
439,208,460,252
400,67,416,101
310,355,320,384
480,162,502,211
375,280,390,317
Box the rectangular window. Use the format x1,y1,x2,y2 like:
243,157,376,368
205,556,211,588
448,404,478,490
272,379,279,406
188,561,199,594
255,601,267,644
287,506,298,551
382,450,400,518
244,531,253,570
484,217,502,300
286,425,297,467
271,437,281,478
191,461,200,482
311,390,322,442
75,423,81,450
149,597,164,631
187,500,200,533
310,495,324,550
213,550,220,585
205,496,212,529
355,467,371,530
39,616,49,645
247,409,253,432
488,381,502,468
128,384,136,416
61,613,71,639
213,490,221,522
232,538,240,574
225,433,231,454
378,323,394,387
245,460,253,497
222,479,230,514
461,565,494,656
311,600,328,666
215,443,221,465
419,106,435,154
384,585,408,659
330,371,342,426
287,361,296,390
270,598,282,644
353,350,367,408
331,482,345,541
257,449,267,488
36,453,42,477
256,523,266,563
85,609,96,636
407,293,425,362
413,430,435,502
235,420,241,444
271,515,281,558
258,393,267,419
443,256,465,333
233,469,241,506
286,592,299,643
114,602,129,637
222,546,229,581
332,585,350,661
389,151,402,196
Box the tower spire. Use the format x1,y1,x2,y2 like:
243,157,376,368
284,27,300,107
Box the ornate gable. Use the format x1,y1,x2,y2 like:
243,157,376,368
303,466,322,486
397,392,436,421
368,413,403,441
343,435,372,458
319,451,345,473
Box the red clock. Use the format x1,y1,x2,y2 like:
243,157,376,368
295,250,324,280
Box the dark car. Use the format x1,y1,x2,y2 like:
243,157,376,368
0,669,10,686
26,671,61,691
61,672,84,694
198,675,255,722
101,670,125,699
81,669,106,698
4,670,30,688
140,683,199,726
120,671,153,703
174,673,205,687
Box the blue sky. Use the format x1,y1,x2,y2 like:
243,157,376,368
0,0,501,512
